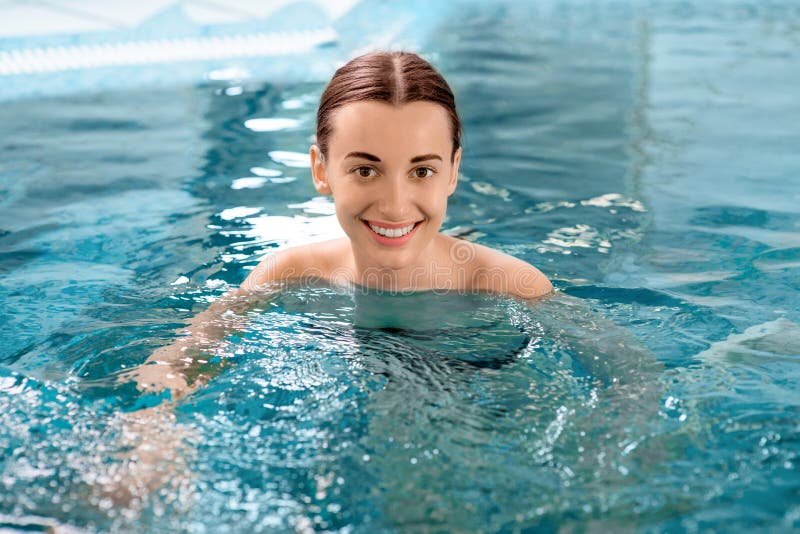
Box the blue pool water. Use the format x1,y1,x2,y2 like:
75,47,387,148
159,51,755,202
1,1,799,531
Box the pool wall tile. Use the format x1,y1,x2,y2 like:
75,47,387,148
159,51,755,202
0,2,117,37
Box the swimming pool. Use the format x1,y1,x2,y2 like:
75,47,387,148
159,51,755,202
1,0,799,531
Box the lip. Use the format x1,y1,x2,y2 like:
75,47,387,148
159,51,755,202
362,219,422,247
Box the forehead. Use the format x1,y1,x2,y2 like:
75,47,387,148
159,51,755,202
327,101,451,159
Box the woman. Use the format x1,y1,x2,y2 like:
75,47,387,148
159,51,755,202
133,51,553,401
108,53,660,510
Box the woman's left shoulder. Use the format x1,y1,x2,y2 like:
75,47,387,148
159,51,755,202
451,238,553,299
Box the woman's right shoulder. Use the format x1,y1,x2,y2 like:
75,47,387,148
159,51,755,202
240,238,351,292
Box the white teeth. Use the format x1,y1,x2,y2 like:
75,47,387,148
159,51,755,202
368,222,416,237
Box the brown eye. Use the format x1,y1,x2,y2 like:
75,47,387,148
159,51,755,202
414,167,434,178
356,166,375,178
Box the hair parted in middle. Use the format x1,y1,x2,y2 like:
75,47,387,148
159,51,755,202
315,51,462,162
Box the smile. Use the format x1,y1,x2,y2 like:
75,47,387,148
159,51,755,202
362,219,422,246
368,222,415,237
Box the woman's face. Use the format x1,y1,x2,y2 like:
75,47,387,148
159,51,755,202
310,101,462,271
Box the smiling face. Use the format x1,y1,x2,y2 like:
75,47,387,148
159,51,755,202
310,100,462,272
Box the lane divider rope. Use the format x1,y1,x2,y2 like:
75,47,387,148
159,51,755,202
0,28,337,76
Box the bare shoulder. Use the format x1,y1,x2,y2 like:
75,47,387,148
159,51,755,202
241,238,352,292
461,239,553,300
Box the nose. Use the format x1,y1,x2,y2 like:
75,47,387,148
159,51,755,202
378,176,410,220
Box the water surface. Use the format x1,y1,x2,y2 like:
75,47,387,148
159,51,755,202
1,1,799,531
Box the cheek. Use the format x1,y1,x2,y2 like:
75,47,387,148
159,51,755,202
329,183,359,210
330,188,365,228
423,188,450,216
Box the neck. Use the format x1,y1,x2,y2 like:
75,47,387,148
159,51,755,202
346,235,463,293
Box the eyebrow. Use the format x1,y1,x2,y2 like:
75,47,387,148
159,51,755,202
410,153,443,163
344,151,380,162
344,151,443,163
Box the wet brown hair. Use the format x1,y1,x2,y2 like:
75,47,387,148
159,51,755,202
315,51,462,162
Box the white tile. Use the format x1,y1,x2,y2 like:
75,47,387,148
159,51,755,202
0,0,361,39
182,0,302,20
36,0,177,28
180,2,250,25
0,4,115,37
314,0,360,20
